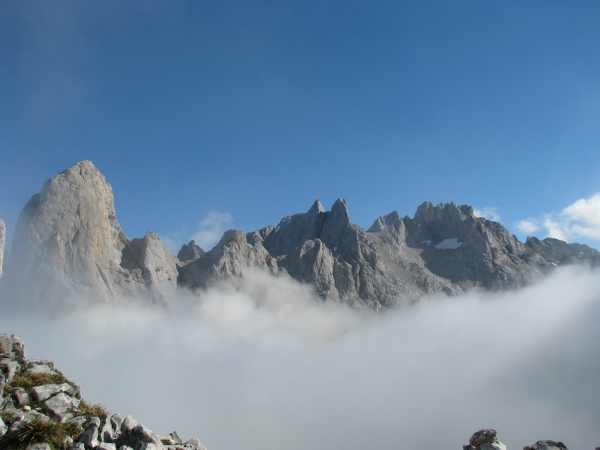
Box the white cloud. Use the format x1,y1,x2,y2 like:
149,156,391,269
2,266,600,450
514,219,540,234
561,193,600,239
191,210,234,250
474,207,501,222
514,193,600,244
543,216,568,241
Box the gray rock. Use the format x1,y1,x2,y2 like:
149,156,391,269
43,392,80,421
30,383,75,402
177,240,204,262
102,415,117,442
79,416,101,448
178,229,277,290
464,429,506,450
24,360,56,376
0,358,21,383
109,412,123,435
0,414,6,438
138,444,164,450
132,423,163,445
523,440,569,450
97,443,118,450
183,438,207,450
0,333,27,363
12,387,30,407
469,429,498,447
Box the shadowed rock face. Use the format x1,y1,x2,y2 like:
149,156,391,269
2,161,600,312
1,161,177,310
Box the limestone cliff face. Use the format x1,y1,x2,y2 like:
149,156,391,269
2,161,177,309
403,202,535,290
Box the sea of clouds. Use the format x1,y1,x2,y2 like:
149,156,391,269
2,265,600,450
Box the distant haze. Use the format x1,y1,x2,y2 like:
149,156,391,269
2,265,599,450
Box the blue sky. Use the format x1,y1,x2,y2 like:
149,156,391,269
2,1,600,252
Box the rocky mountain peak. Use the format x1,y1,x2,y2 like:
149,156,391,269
1,161,177,309
308,199,325,214
409,201,475,244
177,240,204,262
2,161,600,312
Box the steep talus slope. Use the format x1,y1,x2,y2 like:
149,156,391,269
2,160,600,311
1,161,177,309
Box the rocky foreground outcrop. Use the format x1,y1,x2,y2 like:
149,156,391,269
2,160,600,311
0,333,205,450
463,429,575,450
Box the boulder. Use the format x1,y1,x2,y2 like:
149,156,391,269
30,383,77,402
523,440,569,450
43,392,80,421
464,429,506,450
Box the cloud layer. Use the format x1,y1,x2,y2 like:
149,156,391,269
2,266,600,450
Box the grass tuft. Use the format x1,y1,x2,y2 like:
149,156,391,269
78,400,109,424
5,371,68,393
2,416,83,450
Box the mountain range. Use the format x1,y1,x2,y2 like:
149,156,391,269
1,160,599,311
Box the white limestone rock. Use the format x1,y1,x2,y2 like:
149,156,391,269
178,229,277,290
2,161,177,310
43,392,80,421
177,240,204,262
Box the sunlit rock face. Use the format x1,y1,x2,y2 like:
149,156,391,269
3,160,600,312
180,198,600,310
1,161,177,310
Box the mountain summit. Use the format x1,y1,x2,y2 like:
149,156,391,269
2,161,599,311
1,161,178,310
